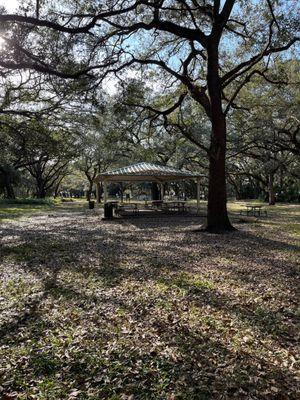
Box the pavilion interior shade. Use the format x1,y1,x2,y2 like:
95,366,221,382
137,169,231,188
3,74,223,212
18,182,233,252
95,162,202,183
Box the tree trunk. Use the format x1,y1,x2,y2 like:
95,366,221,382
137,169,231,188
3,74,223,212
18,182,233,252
228,175,242,200
206,121,234,232
86,180,93,201
0,166,16,199
279,167,284,189
4,176,16,199
54,186,59,198
35,176,47,198
268,173,276,205
54,178,63,198
36,188,46,198
204,42,235,232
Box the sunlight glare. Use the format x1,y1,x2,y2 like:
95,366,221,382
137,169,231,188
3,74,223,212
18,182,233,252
0,0,19,12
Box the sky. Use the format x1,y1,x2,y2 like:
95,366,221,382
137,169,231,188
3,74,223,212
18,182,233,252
0,0,122,95
0,0,297,94
0,0,19,11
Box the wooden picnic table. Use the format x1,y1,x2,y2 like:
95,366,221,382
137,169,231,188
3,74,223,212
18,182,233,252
115,202,139,215
113,200,191,216
151,200,163,208
162,201,186,213
245,204,264,217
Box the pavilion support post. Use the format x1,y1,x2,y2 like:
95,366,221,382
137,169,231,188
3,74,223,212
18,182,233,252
160,183,164,201
96,182,101,203
197,178,200,215
103,181,108,204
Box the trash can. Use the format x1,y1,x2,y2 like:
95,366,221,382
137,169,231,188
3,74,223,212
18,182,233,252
103,203,113,219
88,200,95,209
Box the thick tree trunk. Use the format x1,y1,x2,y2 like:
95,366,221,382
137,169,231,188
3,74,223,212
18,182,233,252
36,188,46,198
204,42,235,232
4,176,16,199
268,173,276,205
0,167,16,199
206,117,234,232
35,176,47,198
85,179,94,201
5,182,15,199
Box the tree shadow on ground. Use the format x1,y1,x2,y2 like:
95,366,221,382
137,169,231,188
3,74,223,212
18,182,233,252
0,208,299,399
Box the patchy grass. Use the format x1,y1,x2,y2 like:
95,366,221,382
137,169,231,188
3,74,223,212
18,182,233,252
227,201,300,236
0,202,299,399
0,198,55,221
0,198,90,221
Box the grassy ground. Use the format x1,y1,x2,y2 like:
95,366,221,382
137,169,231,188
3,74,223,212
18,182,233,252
0,198,87,222
0,201,299,399
0,199,54,222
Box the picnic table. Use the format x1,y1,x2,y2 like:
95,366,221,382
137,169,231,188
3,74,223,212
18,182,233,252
114,200,188,216
115,202,139,215
151,200,163,208
162,201,186,213
245,204,266,217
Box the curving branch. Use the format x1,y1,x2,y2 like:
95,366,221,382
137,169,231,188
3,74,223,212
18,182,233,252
221,36,299,88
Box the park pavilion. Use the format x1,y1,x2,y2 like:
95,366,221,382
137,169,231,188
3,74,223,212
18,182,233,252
94,162,203,214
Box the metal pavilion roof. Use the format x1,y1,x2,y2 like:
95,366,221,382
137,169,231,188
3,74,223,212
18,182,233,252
95,162,202,182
